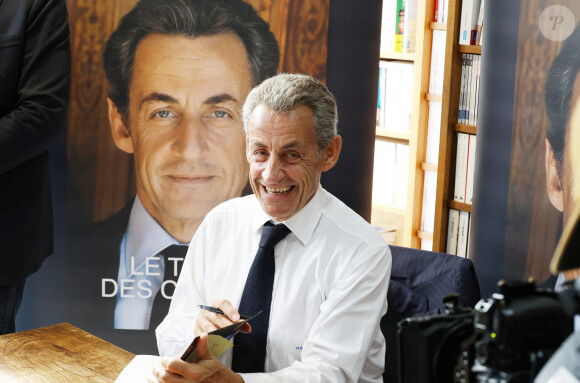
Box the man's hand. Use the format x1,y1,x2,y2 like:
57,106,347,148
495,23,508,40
150,333,244,383
195,299,250,336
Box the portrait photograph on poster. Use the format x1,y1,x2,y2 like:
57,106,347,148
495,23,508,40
64,0,330,354
471,0,580,296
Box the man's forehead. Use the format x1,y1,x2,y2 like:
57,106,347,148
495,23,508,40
131,33,252,87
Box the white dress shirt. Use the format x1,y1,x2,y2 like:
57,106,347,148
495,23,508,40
114,197,185,329
156,186,392,382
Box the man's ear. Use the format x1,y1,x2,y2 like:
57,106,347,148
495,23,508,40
107,98,134,154
320,135,342,172
546,138,564,212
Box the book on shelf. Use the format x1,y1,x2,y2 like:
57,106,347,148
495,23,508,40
428,30,447,95
458,54,482,125
453,133,469,202
459,0,482,45
372,140,396,207
465,135,477,204
446,208,460,255
377,61,387,127
393,143,409,208
468,54,478,126
420,170,437,234
454,133,477,204
425,101,442,164
380,0,396,53
376,61,413,132
458,54,467,123
402,0,418,53
434,0,448,23
474,54,481,124
456,210,470,257
372,140,409,209
475,0,485,46
394,0,405,52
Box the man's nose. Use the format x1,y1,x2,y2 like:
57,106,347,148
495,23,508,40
261,156,284,183
171,117,209,157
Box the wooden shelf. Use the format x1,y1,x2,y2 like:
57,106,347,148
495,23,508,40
372,0,435,249
449,200,472,213
432,0,465,252
458,44,482,55
455,123,477,135
421,162,438,172
430,22,447,31
380,51,415,62
417,230,434,240
375,128,410,143
426,93,443,102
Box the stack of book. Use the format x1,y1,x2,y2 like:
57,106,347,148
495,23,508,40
372,140,409,209
458,54,481,125
376,61,414,133
459,0,485,46
434,0,449,23
380,0,419,54
447,209,471,258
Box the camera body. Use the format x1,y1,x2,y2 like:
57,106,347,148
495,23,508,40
398,280,574,383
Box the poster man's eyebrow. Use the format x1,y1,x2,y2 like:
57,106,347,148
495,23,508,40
140,92,178,108
204,93,238,105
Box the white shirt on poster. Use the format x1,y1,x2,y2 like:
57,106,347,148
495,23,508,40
156,186,392,383
114,197,185,330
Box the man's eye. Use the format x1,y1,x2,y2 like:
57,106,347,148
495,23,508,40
213,110,231,119
154,110,174,119
287,152,300,161
254,150,268,159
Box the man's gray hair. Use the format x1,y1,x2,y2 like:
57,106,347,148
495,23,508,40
242,73,338,150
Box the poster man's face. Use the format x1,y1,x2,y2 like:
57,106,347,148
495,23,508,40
246,104,341,221
109,33,253,241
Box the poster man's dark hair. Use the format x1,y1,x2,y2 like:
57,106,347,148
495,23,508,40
103,0,279,123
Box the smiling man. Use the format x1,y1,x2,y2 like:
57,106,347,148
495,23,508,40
155,74,392,382
68,0,279,354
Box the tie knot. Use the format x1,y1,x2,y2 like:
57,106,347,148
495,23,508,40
259,222,291,250
160,244,188,260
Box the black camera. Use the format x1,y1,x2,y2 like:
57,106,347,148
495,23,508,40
397,280,574,383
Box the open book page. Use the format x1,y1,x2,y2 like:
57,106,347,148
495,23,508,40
115,335,234,382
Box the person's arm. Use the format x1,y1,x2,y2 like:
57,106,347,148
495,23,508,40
0,0,70,174
156,244,391,383
156,222,208,357
152,334,244,383
156,221,249,356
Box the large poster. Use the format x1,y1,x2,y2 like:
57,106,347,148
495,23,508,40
18,0,331,355
16,0,384,356
471,0,580,297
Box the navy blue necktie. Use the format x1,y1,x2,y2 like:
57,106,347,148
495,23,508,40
149,244,188,330
231,222,291,373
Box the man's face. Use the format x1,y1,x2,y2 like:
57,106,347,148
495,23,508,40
247,104,341,221
109,33,252,241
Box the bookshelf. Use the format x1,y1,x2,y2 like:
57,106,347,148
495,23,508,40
432,0,482,252
372,0,434,247
373,0,483,250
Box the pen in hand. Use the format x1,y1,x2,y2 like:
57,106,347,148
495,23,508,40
197,305,250,320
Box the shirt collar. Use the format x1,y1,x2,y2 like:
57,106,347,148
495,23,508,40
124,196,185,274
250,184,326,246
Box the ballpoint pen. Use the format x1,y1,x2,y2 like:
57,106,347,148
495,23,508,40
197,305,250,319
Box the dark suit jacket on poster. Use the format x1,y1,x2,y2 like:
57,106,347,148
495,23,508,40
68,200,161,355
0,0,70,287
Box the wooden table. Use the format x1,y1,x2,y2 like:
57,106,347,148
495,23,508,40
0,323,135,382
